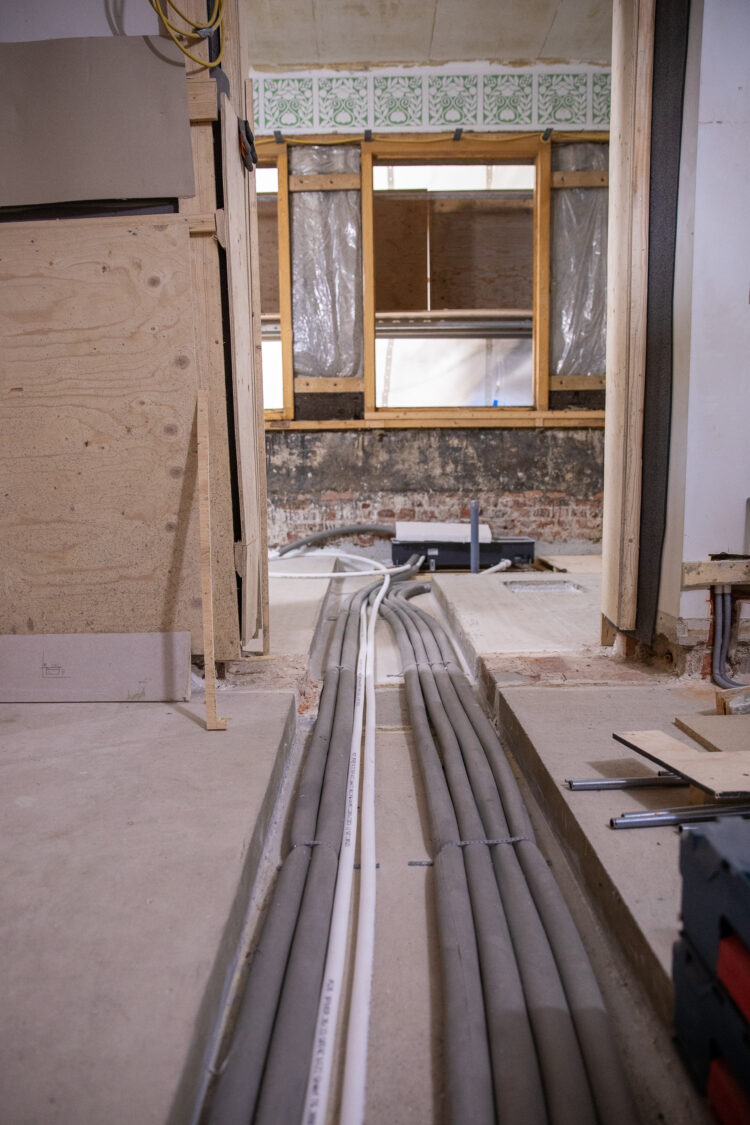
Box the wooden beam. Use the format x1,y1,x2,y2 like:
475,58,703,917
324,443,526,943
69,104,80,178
601,0,655,631
220,91,268,652
187,214,217,235
288,173,361,192
361,146,377,415
196,390,229,731
552,170,609,188
266,410,606,431
533,139,551,411
294,377,365,393
682,560,750,588
187,77,218,122
550,374,606,390
275,145,295,420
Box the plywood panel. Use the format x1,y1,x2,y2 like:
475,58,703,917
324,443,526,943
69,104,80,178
674,714,750,754
613,730,750,799
0,215,204,648
430,204,533,310
373,196,428,312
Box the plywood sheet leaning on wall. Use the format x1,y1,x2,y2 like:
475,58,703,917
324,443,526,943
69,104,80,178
0,215,209,650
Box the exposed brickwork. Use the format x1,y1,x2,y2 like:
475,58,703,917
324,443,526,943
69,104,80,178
266,428,604,548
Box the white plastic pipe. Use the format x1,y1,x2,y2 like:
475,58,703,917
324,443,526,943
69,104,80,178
338,575,389,1124
480,557,512,576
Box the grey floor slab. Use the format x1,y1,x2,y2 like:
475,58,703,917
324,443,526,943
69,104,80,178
432,570,602,666
495,680,716,1023
0,691,295,1125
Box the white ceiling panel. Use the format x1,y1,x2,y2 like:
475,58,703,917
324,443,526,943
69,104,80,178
245,0,611,68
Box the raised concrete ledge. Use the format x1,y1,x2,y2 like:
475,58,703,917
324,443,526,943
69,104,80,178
493,681,715,1027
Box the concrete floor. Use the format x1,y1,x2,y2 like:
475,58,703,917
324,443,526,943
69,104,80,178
0,554,717,1124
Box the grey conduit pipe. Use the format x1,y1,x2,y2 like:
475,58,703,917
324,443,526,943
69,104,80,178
276,523,395,556
207,584,376,1125
389,595,595,1125
381,599,497,1125
394,586,638,1125
712,585,743,690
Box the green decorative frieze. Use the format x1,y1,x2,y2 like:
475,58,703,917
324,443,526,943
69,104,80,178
253,66,610,135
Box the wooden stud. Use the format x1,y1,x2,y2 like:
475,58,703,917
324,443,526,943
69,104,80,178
275,144,295,420
361,146,377,416
601,615,618,646
552,170,609,188
187,77,218,122
533,139,551,412
601,0,656,632
682,560,750,587
288,173,361,192
179,56,240,660
294,377,365,393
550,374,606,390
196,391,229,731
267,410,605,432
244,79,271,652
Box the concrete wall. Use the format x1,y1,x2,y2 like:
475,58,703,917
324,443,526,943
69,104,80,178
266,428,604,547
659,0,750,643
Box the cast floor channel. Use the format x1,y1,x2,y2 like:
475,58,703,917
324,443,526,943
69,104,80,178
0,558,714,1125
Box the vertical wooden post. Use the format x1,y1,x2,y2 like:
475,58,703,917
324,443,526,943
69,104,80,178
602,0,656,631
197,391,228,731
533,136,552,412
361,145,376,415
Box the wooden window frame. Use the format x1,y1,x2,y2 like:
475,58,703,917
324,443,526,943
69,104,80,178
256,132,607,431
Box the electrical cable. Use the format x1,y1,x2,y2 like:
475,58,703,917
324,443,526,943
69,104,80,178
148,0,225,67
276,524,395,557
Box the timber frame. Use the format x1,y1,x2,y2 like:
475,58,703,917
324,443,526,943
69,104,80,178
256,130,609,432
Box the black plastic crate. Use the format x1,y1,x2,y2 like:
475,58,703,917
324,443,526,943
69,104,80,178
391,536,535,572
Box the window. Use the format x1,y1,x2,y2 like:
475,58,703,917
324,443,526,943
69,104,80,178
255,133,607,430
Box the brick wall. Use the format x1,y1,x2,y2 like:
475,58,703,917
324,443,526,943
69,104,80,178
266,428,604,547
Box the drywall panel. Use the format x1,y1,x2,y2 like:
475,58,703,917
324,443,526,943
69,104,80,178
0,36,194,206
0,214,204,649
0,0,159,41
0,632,191,702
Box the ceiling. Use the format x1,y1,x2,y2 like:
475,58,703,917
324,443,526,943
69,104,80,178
244,0,612,69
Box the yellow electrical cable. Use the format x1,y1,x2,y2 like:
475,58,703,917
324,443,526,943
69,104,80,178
148,0,225,67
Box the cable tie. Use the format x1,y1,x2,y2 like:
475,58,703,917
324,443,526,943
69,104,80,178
453,127,463,141
274,129,284,144
291,840,320,849
447,835,532,848
364,129,372,142
542,127,552,142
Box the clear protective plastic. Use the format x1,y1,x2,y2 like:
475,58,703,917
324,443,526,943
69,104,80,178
289,145,363,378
550,143,609,376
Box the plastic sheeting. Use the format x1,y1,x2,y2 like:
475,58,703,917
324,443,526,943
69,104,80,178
289,146,363,378
550,143,609,376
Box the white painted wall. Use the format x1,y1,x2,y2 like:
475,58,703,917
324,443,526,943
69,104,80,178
0,0,159,42
659,0,750,638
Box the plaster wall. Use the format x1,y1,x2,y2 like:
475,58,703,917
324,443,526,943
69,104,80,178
659,0,750,641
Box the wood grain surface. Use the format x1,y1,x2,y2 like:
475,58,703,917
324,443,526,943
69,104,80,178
0,215,204,647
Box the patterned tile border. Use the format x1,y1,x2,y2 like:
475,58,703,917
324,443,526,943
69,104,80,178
252,66,610,135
